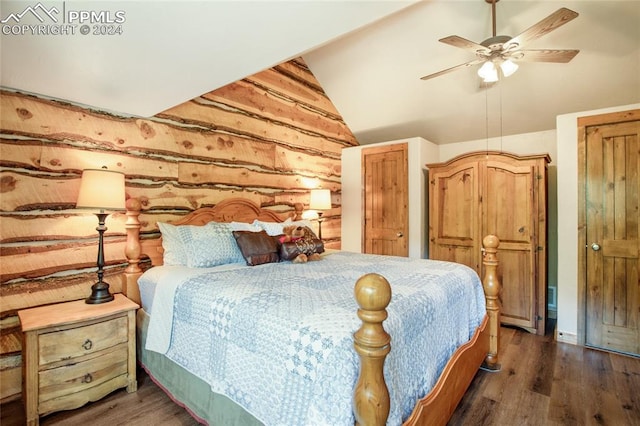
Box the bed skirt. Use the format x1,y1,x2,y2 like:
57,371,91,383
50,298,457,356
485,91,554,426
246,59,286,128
137,309,262,425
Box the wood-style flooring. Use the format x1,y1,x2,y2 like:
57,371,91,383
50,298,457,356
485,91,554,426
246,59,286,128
450,323,640,426
2,322,639,426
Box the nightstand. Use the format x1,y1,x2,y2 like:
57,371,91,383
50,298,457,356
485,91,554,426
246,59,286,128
18,294,138,426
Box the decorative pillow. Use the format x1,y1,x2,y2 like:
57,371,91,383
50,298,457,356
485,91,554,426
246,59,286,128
278,222,324,260
158,222,188,266
232,230,280,266
176,222,245,268
279,238,325,261
253,219,314,236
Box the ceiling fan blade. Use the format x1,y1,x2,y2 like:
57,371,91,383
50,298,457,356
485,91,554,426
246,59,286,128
503,8,579,51
516,49,580,63
420,59,486,81
439,35,491,55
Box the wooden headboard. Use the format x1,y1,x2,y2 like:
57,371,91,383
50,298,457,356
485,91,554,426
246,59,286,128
122,197,303,304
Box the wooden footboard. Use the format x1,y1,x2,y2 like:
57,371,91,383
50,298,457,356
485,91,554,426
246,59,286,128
353,235,501,426
404,316,489,426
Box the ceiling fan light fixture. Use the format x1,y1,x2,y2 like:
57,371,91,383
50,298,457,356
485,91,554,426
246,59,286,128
419,4,579,83
500,59,519,77
478,61,498,82
485,69,499,83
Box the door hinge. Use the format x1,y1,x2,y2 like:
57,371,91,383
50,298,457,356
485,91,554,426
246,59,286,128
537,315,544,321
537,174,543,180
537,246,544,251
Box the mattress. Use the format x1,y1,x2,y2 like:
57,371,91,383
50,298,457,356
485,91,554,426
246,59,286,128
138,263,246,313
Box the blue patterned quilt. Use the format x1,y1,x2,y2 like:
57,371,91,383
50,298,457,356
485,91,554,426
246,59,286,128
143,251,486,425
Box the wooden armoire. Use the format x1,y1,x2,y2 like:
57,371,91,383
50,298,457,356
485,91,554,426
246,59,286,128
427,151,550,335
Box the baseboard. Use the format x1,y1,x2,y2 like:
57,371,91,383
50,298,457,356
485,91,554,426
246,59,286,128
555,329,578,345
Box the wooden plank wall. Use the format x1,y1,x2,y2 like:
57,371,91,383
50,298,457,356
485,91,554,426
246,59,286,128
0,58,357,401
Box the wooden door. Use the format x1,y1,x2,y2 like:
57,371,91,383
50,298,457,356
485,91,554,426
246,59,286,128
428,160,481,270
484,159,541,334
583,118,639,355
362,143,408,256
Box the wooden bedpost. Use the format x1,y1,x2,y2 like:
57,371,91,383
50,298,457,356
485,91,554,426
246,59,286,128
482,235,501,371
123,197,142,305
293,202,304,221
353,273,392,426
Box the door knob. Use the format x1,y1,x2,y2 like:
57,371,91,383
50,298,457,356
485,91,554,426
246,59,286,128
591,243,601,251
397,232,404,238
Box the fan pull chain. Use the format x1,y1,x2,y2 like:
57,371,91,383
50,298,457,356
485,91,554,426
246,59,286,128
499,79,503,153
485,85,490,157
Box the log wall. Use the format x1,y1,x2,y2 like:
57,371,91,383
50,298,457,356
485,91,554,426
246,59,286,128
0,58,357,401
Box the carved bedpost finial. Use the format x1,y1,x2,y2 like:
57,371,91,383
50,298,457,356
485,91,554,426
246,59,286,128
293,202,304,221
482,234,501,371
123,198,142,304
353,273,392,426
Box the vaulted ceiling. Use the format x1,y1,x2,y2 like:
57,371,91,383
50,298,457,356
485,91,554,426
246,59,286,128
2,1,639,145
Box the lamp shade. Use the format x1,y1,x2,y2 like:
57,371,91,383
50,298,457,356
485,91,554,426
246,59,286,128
76,168,126,211
309,189,331,210
478,61,498,82
500,59,519,77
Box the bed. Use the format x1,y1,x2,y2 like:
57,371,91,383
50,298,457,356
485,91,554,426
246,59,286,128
122,197,501,426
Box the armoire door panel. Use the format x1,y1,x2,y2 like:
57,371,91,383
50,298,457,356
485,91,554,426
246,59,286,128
484,164,536,246
429,245,476,270
498,249,536,331
429,162,481,270
436,166,477,240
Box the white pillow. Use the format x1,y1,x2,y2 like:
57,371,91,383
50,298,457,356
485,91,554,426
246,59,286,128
252,219,314,236
158,221,244,267
178,222,245,267
158,222,187,266
230,221,262,232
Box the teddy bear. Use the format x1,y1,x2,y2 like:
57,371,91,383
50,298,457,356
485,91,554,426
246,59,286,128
279,225,323,263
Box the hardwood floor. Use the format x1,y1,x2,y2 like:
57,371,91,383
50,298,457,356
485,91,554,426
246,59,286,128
450,321,640,426
2,323,639,426
0,370,199,426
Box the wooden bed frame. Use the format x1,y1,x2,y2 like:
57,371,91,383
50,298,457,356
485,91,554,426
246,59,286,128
121,197,501,426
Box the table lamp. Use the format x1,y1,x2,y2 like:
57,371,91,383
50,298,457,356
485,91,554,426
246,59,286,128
309,189,331,240
76,167,126,304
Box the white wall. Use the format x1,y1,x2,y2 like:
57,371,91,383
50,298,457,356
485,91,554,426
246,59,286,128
341,137,438,258
555,102,640,344
438,131,557,163
341,146,363,252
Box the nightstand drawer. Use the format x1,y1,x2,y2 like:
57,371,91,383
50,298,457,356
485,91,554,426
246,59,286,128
39,343,128,405
39,316,128,365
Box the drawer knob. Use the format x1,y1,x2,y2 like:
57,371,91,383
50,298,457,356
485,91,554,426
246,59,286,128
82,373,93,383
82,339,93,351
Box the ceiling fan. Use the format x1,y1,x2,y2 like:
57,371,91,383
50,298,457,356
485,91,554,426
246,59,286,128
420,0,580,82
